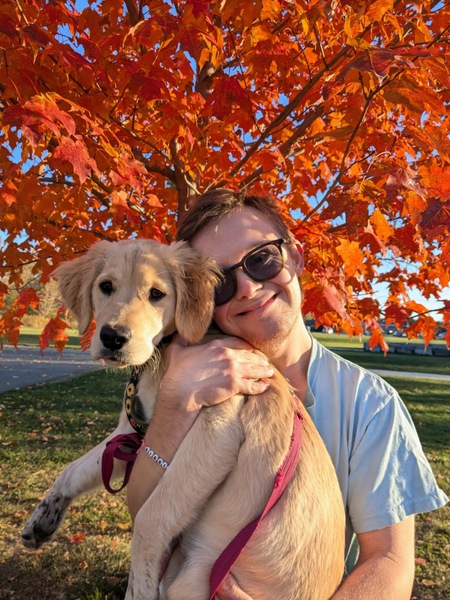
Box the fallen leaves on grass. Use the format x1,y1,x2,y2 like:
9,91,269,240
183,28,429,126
69,532,86,545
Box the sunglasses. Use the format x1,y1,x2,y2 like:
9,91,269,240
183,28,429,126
214,238,288,306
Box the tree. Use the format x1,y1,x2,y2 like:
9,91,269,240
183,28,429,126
0,0,449,350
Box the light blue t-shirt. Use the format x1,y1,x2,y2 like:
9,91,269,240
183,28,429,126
305,338,448,561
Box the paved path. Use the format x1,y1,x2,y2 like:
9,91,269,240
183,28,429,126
371,369,450,381
0,345,102,393
1,345,449,394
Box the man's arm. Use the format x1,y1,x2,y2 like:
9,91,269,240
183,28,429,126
216,517,416,600
332,517,415,599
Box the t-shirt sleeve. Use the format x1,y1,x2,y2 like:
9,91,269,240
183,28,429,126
347,390,448,534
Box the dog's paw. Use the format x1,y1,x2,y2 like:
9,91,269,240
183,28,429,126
22,494,71,549
125,567,159,600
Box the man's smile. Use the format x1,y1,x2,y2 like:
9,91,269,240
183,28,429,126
235,292,279,317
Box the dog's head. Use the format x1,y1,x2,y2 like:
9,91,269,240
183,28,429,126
54,239,221,367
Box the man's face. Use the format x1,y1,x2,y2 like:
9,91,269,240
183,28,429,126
191,207,304,353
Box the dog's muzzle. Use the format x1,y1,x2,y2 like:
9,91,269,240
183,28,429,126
99,324,132,361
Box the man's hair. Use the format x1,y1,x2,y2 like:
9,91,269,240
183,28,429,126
176,188,296,243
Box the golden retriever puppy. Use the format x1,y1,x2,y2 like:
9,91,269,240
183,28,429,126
22,239,345,600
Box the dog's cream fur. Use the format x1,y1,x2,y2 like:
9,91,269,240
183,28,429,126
22,239,345,600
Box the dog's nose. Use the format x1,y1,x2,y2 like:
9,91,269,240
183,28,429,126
99,325,131,351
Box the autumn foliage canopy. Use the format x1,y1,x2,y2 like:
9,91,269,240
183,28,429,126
0,0,449,350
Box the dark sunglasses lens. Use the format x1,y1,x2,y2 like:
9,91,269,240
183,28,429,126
246,245,283,280
214,271,235,306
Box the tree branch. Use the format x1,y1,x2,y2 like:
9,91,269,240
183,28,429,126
228,46,352,179
302,89,376,223
239,105,324,189
124,0,140,26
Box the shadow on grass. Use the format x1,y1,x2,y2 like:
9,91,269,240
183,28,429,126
0,551,128,599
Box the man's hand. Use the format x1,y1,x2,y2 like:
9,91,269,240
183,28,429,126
160,334,274,413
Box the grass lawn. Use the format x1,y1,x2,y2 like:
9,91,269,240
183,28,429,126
0,368,448,599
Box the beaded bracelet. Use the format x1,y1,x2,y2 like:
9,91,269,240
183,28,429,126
138,439,169,470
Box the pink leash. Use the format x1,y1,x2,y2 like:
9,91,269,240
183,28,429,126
101,433,141,494
208,409,303,599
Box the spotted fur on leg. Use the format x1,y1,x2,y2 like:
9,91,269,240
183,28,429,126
22,492,72,549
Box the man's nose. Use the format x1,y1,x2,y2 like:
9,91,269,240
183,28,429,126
234,269,262,300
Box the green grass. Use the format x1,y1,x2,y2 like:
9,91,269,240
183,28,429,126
312,332,447,349
0,370,132,600
0,370,448,599
332,349,450,376
312,333,450,376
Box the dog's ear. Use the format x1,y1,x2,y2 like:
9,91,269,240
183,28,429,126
53,241,109,335
167,241,221,344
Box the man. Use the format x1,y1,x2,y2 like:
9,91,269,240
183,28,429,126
127,189,448,598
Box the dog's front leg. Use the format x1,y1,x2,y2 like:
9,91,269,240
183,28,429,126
125,402,244,600
22,410,134,549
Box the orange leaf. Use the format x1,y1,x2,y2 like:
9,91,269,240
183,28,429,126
368,329,389,355
39,315,70,353
336,239,365,278
370,209,393,242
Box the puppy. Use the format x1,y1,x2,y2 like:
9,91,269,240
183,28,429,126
22,239,345,600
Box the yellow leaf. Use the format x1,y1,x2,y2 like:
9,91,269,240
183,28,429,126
370,209,393,242
344,13,372,49
346,35,372,50
365,0,394,23
261,0,281,21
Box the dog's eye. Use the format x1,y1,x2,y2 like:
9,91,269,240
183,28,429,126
99,280,114,295
149,288,165,301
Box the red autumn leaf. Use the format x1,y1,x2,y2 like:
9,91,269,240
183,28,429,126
16,289,40,316
385,166,427,202
80,320,96,352
346,49,415,78
52,137,98,184
4,97,76,148
39,315,70,353
0,181,18,207
69,532,86,545
384,305,409,328
206,75,254,121
404,316,437,348
0,14,17,39
421,198,450,236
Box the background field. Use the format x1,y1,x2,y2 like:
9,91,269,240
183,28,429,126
0,333,448,599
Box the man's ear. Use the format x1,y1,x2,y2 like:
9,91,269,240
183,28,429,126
53,241,109,335
290,241,304,277
166,242,221,344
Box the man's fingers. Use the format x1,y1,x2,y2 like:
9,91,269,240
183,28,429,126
245,378,272,396
216,575,253,600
